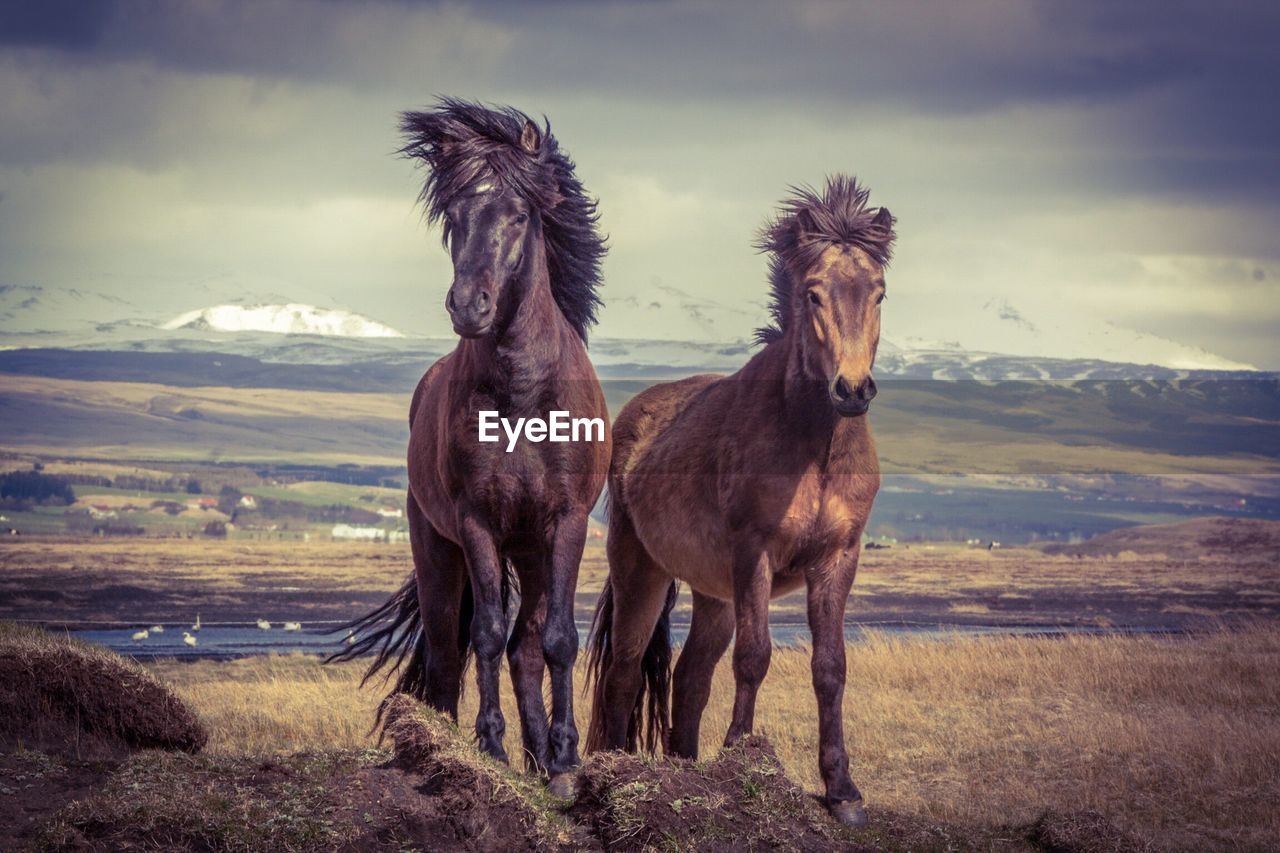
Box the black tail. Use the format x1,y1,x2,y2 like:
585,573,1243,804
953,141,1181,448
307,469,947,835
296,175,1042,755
326,562,514,731
585,576,679,753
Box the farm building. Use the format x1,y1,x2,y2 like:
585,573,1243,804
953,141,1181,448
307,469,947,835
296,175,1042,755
331,524,384,541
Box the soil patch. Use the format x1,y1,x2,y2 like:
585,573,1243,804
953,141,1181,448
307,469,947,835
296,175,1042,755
571,736,865,851
0,749,117,852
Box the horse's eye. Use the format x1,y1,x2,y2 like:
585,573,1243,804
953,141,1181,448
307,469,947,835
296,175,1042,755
876,293,886,305
514,212,529,225
807,291,821,307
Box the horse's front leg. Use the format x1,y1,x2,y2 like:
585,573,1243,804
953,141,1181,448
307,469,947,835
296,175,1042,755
543,509,589,796
806,553,865,827
507,557,550,773
725,548,772,745
458,509,509,764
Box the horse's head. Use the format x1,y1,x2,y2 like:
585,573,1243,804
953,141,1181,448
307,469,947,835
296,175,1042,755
794,239,887,417
401,99,605,341
442,121,544,338
443,189,538,339
757,177,896,418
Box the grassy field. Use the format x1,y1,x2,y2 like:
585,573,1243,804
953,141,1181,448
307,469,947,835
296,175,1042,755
146,625,1280,851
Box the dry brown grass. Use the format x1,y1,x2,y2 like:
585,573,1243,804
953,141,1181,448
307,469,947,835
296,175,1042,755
150,624,1280,851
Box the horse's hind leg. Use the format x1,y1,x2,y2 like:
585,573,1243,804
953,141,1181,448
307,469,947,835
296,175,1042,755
598,510,674,751
507,556,550,774
669,591,733,759
409,495,468,718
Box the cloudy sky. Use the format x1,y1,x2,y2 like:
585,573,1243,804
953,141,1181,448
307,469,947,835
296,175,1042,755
1,0,1278,367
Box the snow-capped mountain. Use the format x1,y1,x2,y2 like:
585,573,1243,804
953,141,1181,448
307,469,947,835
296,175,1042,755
162,304,404,338
891,295,1256,372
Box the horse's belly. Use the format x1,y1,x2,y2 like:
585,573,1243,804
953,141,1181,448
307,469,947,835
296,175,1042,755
633,518,815,603
626,479,735,600
646,527,735,600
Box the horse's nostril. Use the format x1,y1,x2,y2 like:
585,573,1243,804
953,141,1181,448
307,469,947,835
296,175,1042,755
477,291,491,308
857,377,878,402
833,376,853,401
446,288,457,312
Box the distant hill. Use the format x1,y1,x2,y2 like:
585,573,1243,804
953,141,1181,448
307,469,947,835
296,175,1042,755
1043,517,1280,559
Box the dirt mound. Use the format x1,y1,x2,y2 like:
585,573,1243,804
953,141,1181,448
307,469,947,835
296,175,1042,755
1043,516,1280,560
34,699,589,852
1026,809,1149,853
364,695,589,850
0,622,206,757
572,736,866,852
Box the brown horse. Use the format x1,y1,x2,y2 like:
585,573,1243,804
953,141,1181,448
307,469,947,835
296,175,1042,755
331,99,610,796
586,176,895,826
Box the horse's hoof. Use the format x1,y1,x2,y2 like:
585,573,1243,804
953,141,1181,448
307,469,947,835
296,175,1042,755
548,772,577,799
830,798,868,828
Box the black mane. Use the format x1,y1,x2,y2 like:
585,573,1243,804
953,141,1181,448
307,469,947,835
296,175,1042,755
399,98,606,341
754,176,897,344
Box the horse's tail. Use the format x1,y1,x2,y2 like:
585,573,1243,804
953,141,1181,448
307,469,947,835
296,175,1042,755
326,559,515,734
585,576,679,754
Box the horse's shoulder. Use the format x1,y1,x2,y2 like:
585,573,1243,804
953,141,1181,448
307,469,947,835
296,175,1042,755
409,353,454,425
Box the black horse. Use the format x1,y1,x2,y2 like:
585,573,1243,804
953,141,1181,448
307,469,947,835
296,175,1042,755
331,99,610,796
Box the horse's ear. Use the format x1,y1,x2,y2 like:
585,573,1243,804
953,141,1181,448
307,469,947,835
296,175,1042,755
795,207,817,237
520,120,541,154
872,206,894,229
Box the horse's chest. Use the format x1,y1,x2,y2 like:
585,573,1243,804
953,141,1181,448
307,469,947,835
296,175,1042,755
771,477,868,570
467,443,564,514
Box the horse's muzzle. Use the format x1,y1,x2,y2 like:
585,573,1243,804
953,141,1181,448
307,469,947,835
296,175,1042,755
830,374,876,417
447,284,495,338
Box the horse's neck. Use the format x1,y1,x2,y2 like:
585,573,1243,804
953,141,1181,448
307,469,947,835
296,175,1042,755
748,336,870,464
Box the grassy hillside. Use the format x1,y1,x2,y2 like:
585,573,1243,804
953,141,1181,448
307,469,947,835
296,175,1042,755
0,375,410,465
1043,516,1280,559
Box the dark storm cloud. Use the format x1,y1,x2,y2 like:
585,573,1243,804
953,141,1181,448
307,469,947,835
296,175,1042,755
10,1,1278,115
0,0,112,50
5,0,1277,200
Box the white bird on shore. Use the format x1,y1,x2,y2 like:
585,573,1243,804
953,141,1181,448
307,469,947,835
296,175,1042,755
150,625,164,633
283,622,301,631
191,614,201,631
345,628,357,645
183,631,197,647
131,629,149,642
256,618,271,630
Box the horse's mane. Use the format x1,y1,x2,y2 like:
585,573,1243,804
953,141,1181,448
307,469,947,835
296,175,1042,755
399,98,606,341
754,176,897,344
